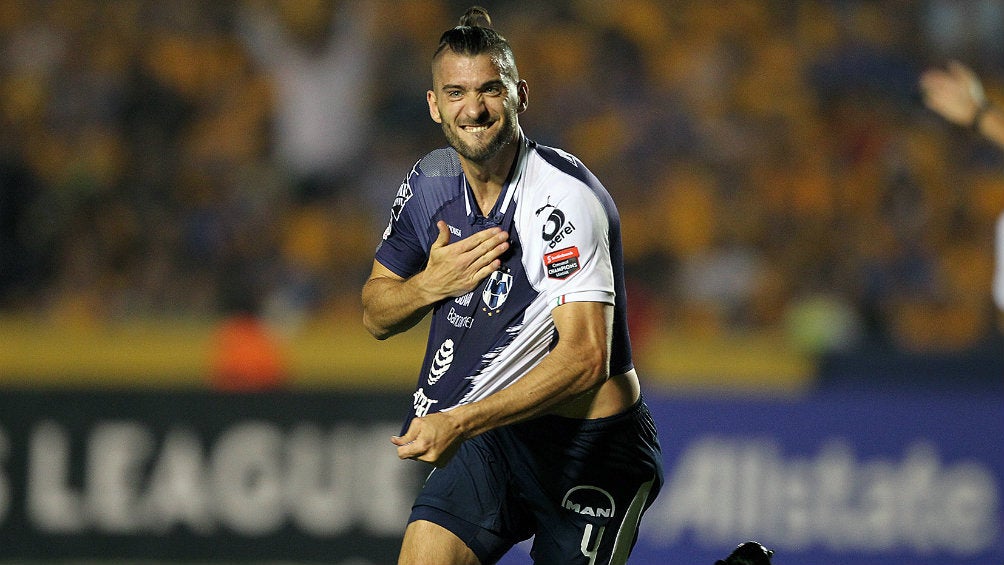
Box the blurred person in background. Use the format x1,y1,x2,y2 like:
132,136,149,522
920,60,1004,321
920,60,1004,152
238,0,382,202
239,0,386,326
361,6,662,564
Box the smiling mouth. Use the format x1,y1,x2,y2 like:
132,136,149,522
462,124,491,133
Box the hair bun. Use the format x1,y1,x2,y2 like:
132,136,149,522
459,6,492,28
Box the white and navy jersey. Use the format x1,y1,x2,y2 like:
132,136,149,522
375,134,633,432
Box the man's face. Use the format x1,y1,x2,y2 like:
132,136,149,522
427,50,527,164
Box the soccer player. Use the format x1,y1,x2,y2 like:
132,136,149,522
361,6,663,564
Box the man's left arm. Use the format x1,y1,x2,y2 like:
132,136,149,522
392,300,612,466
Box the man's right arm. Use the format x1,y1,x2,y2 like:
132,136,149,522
920,60,1004,149
361,261,437,340
977,103,1004,150
362,221,510,340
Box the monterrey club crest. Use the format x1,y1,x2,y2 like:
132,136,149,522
482,268,513,315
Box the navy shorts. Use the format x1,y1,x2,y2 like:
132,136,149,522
408,398,664,564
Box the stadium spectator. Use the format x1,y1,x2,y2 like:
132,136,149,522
0,1,999,356
920,60,1004,320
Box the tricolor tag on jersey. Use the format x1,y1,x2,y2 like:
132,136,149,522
544,246,580,279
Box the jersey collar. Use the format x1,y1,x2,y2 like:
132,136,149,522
464,130,529,227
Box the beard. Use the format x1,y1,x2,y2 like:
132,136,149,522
441,105,519,163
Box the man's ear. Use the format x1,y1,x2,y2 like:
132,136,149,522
427,90,443,123
516,80,529,113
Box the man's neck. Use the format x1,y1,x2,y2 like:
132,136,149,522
461,136,521,217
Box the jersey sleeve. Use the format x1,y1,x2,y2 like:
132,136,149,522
374,167,428,279
535,186,615,308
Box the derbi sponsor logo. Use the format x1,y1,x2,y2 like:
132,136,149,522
539,204,576,250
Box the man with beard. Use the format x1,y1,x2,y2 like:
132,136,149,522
362,6,663,565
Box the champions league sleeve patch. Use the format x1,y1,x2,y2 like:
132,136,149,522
544,246,580,279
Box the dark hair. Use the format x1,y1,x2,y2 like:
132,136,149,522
433,6,518,81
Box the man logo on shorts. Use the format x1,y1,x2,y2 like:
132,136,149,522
562,485,616,563
562,485,616,519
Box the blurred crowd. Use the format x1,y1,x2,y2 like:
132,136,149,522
1,0,1002,355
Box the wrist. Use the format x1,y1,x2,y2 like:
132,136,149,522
442,406,475,441
411,270,447,306
972,100,993,133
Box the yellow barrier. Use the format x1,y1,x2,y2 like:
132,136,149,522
0,316,813,393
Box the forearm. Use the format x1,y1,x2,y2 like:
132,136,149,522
975,103,1004,150
361,273,438,339
448,335,608,439
447,302,614,436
